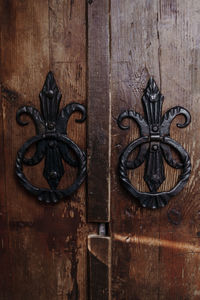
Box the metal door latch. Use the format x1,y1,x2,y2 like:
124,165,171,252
16,72,86,204
117,77,191,209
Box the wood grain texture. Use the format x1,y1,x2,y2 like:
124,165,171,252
0,1,97,299
110,0,200,299
87,0,110,222
88,235,111,300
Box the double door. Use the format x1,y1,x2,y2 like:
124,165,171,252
0,1,200,299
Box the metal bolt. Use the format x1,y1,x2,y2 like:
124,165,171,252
48,90,54,98
48,141,55,147
152,126,158,132
152,144,158,151
48,123,55,130
99,223,106,236
49,171,57,179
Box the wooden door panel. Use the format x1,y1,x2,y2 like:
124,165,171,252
0,1,97,299
87,0,110,222
110,0,200,299
87,2,111,300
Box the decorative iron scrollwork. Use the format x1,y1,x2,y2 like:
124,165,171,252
16,72,86,204
118,77,191,209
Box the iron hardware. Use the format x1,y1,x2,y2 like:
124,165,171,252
16,72,86,204
117,77,191,209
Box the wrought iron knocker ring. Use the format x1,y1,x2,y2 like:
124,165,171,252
16,72,86,204
118,77,191,209
16,133,86,203
119,136,191,209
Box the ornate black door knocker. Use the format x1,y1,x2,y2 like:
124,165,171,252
117,77,191,209
16,72,86,204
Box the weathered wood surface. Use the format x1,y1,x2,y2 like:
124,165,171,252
88,235,111,300
87,0,110,222
0,1,97,299
1,1,200,299
110,0,200,299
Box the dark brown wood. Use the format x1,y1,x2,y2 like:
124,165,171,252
0,83,11,298
1,1,200,299
88,235,111,300
87,0,110,222
110,0,200,299
0,1,97,299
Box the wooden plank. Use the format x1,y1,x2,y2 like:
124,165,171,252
153,1,200,298
110,1,160,298
110,0,200,299
0,84,11,299
0,1,51,298
0,1,96,299
87,0,110,222
88,235,111,300
48,1,93,298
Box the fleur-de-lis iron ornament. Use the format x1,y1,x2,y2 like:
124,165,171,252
16,72,86,204
117,77,191,209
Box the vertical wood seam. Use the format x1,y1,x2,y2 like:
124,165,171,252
108,1,112,299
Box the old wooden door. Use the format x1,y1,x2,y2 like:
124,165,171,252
1,0,200,300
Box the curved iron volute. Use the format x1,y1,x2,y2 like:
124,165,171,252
16,72,86,204
117,77,191,209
